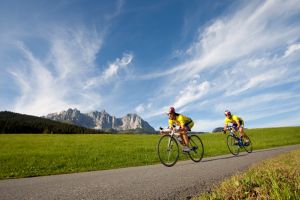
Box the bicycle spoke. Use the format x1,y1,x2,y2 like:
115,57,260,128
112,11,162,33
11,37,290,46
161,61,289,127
157,135,179,167
227,135,240,155
188,135,204,162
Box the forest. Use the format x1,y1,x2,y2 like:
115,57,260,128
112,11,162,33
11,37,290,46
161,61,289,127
0,111,104,134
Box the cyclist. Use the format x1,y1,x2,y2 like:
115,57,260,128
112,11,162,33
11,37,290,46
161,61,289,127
167,107,194,152
223,110,249,145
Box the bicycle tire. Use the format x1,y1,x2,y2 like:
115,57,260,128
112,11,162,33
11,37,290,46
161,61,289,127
227,135,240,155
188,135,204,162
157,135,179,167
242,135,253,153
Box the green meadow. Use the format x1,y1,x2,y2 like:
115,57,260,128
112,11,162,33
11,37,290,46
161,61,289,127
0,126,300,179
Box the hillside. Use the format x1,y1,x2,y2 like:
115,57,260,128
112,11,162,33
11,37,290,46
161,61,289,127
0,111,103,134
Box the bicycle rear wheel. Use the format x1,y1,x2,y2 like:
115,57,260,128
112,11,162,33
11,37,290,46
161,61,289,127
242,135,253,153
157,135,179,167
188,135,204,162
227,135,240,155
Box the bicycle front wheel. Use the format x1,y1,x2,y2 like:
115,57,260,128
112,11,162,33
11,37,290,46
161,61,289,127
188,135,204,162
227,135,240,155
242,135,253,153
157,135,179,167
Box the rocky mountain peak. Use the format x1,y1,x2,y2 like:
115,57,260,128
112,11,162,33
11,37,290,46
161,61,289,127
45,108,155,133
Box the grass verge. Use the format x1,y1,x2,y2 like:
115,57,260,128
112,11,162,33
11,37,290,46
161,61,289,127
196,149,300,200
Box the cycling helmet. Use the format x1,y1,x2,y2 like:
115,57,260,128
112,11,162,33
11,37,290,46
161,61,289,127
224,110,231,116
168,107,175,114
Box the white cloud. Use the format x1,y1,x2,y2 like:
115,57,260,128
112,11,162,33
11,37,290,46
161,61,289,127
193,119,224,132
226,68,287,95
184,0,300,78
84,53,133,88
102,53,133,80
50,26,102,80
138,0,300,131
135,104,145,113
215,92,297,113
9,26,104,116
284,42,300,58
105,0,124,21
135,102,153,114
254,114,300,128
173,80,210,109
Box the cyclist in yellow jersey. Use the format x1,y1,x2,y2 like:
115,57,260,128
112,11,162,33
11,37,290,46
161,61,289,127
167,107,194,152
223,110,249,144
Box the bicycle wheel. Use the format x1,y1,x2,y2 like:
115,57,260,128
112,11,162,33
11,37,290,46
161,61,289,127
157,135,179,167
188,135,204,162
242,135,253,153
227,135,240,155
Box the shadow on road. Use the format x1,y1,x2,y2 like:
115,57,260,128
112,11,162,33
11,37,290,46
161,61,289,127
202,147,285,163
172,146,298,167
202,154,247,162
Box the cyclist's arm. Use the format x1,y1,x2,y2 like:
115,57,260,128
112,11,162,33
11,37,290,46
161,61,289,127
224,118,229,132
168,119,176,130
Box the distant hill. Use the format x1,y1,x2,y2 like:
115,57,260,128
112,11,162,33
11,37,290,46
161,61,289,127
212,127,224,133
45,108,156,133
0,111,103,134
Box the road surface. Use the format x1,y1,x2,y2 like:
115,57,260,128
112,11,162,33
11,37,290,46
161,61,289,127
1,144,300,200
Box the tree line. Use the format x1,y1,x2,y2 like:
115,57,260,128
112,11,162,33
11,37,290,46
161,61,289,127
0,111,104,134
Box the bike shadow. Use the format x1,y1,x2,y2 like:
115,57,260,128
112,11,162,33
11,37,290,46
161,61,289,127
202,147,289,163
178,147,288,167
202,153,248,163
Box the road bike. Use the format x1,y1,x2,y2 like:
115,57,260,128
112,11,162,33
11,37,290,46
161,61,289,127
225,125,253,155
157,127,204,167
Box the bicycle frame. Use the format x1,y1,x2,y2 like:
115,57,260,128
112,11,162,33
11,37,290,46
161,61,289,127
227,126,243,145
160,128,187,144
225,125,253,155
157,127,204,166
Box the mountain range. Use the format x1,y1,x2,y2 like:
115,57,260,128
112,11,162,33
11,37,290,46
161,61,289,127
45,108,156,133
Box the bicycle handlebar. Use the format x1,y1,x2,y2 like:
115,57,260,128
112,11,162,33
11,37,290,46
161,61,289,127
159,127,180,136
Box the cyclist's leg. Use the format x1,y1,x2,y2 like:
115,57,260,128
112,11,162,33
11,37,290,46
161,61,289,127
180,128,189,145
239,122,250,143
182,121,194,145
239,121,245,137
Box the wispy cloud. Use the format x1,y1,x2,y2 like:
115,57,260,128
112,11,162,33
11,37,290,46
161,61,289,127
214,92,299,113
9,26,106,116
173,79,210,109
0,0,133,115
284,42,300,58
194,119,224,133
84,53,133,88
137,0,300,131
105,0,125,21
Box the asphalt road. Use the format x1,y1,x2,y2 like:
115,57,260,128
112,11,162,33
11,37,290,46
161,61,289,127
1,144,300,200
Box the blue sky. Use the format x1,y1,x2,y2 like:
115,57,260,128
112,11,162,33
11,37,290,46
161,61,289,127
1,0,300,132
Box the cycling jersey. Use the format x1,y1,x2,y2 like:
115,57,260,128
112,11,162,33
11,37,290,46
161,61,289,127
169,114,194,130
225,115,244,126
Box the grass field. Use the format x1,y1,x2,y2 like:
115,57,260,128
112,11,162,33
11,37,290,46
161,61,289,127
196,149,300,199
0,126,300,179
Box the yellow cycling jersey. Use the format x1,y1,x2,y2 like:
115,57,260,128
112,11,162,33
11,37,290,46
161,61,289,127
169,114,193,127
224,115,244,125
